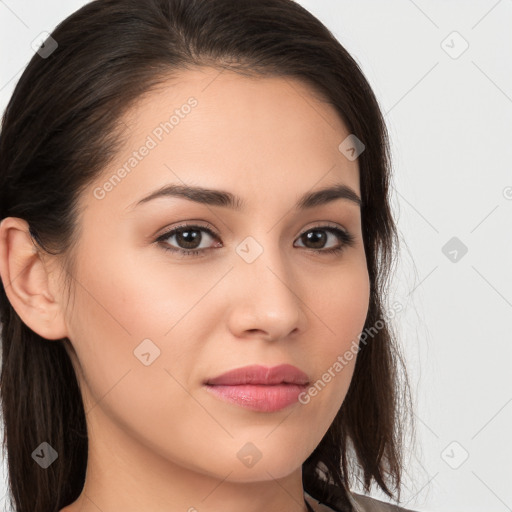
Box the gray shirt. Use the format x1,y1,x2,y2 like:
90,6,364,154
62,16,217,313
305,489,415,512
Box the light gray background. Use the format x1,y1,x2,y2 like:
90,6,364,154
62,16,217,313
1,1,511,511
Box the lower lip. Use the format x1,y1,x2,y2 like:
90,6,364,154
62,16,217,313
203,384,308,412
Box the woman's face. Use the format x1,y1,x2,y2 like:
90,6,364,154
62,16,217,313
60,67,370,488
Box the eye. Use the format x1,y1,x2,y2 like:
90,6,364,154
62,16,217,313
155,222,220,258
154,222,356,258
294,224,356,255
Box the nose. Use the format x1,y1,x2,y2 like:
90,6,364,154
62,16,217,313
225,242,307,342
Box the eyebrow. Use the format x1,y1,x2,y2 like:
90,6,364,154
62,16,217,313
129,182,362,211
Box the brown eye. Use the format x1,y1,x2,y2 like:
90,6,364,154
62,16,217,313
294,226,356,255
155,223,220,257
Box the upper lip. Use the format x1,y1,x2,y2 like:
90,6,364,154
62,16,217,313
204,364,309,386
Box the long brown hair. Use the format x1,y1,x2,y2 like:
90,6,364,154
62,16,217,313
0,1,413,510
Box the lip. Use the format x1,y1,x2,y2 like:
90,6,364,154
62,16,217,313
203,364,310,412
204,364,310,386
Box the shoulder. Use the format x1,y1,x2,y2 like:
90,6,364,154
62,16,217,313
349,492,415,512
305,484,416,512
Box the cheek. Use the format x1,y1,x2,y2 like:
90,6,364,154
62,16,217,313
64,239,227,414
69,241,204,340
299,258,370,413
63,249,210,460
314,257,370,351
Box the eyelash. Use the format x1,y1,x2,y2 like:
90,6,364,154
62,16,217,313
154,222,356,258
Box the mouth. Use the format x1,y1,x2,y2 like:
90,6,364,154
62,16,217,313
203,364,310,412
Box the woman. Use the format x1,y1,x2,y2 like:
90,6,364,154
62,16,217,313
0,1,415,511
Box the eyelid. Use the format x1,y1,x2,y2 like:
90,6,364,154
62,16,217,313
154,220,218,239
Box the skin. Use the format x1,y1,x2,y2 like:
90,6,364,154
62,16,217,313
0,67,370,512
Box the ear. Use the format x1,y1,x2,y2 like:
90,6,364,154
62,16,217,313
0,217,69,340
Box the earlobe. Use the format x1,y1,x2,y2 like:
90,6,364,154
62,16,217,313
0,217,69,340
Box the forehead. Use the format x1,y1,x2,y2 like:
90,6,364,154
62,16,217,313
85,66,360,216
